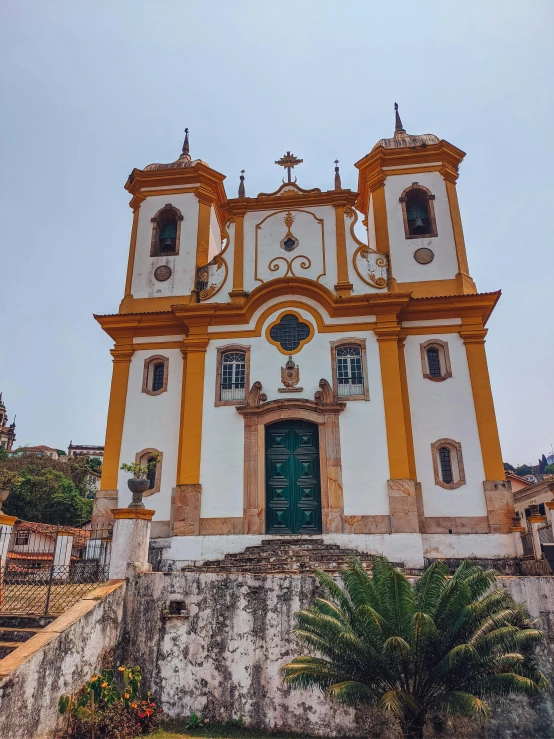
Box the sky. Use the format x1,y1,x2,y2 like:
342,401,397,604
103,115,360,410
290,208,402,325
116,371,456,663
0,0,552,466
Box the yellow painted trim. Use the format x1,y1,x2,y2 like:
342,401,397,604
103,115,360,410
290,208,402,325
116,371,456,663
371,183,390,256
0,513,18,526
177,336,209,485
380,165,443,177
265,309,315,355
231,212,245,298
137,186,199,196
334,206,352,295
442,173,476,294
375,323,411,479
545,502,554,511
460,325,505,480
195,196,212,269
100,344,134,491
403,325,460,336
124,209,140,298
111,508,155,521
395,278,460,297
398,339,417,480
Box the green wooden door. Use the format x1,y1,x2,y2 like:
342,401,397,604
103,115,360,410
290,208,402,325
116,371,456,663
265,420,322,535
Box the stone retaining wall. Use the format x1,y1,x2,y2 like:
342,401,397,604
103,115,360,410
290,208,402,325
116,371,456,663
120,572,554,738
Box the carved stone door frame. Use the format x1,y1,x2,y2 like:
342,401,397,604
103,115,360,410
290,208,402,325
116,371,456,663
236,380,346,535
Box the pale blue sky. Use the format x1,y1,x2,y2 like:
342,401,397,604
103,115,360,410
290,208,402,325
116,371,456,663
0,0,552,464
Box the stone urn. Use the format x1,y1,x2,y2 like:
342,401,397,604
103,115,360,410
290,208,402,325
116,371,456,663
0,488,10,512
127,478,149,509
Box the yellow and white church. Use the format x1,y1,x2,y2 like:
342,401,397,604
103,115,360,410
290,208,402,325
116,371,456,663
94,107,517,568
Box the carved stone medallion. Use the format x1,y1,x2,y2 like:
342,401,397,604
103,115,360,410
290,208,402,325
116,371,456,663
154,265,172,281
413,247,434,265
279,356,303,393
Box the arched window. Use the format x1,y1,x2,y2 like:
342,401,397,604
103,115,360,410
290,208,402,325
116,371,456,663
215,345,251,406
399,184,438,239
142,355,169,396
431,439,465,489
152,363,165,392
135,448,163,495
426,348,441,378
438,446,453,484
420,340,452,382
220,352,246,401
330,339,370,400
147,457,157,490
150,204,183,257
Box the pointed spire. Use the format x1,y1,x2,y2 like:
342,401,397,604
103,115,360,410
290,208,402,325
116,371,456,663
238,170,246,198
394,102,405,135
181,128,191,160
334,160,342,190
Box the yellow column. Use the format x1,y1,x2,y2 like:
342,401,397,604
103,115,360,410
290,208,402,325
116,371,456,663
369,176,396,291
441,166,476,294
333,205,352,296
195,189,213,269
229,207,247,301
460,325,505,480
176,334,209,485
123,208,140,298
100,343,134,491
398,335,417,480
375,321,411,479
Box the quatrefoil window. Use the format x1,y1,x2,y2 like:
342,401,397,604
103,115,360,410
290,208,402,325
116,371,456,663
268,313,312,354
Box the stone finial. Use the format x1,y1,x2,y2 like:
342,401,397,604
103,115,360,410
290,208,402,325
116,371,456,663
182,128,191,160
238,170,246,198
394,102,406,135
334,160,342,190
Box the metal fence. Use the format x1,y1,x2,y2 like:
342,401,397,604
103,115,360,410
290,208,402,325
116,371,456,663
0,523,112,615
521,531,534,558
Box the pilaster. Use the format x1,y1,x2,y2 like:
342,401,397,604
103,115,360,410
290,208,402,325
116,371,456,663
441,166,476,294
229,206,248,302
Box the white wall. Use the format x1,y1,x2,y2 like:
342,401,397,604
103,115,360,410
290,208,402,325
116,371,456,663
242,205,338,294
117,347,183,521
199,304,390,520
404,332,487,518
131,193,199,299
384,171,459,284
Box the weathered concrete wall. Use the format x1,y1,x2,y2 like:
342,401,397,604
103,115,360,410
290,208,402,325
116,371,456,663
0,581,126,739
120,572,554,738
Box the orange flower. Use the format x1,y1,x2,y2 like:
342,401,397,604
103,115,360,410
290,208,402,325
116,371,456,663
118,666,125,672
145,709,153,717
101,682,108,688
124,693,130,699
131,702,138,709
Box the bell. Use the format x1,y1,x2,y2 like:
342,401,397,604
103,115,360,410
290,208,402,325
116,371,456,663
161,237,175,251
410,216,426,234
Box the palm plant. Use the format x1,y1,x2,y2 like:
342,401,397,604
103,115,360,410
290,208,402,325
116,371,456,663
282,557,548,738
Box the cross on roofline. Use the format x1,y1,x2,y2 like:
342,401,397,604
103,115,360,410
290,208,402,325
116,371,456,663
275,151,303,183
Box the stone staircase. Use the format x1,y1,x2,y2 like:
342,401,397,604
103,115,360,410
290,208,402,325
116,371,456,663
0,615,54,659
181,538,403,575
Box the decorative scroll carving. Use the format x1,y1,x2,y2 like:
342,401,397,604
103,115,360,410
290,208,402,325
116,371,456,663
345,206,389,289
220,217,235,254
246,381,267,407
268,254,312,278
197,255,228,301
314,378,334,405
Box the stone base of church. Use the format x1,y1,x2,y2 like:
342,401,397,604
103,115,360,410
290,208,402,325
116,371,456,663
150,531,520,571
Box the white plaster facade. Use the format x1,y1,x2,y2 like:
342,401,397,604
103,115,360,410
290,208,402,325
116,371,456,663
96,114,514,566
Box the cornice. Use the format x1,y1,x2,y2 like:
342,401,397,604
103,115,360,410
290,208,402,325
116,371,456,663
95,285,501,340
223,189,358,215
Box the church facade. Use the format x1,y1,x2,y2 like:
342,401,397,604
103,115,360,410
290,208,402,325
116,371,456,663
94,109,516,567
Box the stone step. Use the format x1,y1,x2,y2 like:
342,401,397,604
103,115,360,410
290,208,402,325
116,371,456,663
259,539,341,549
0,627,42,642
220,551,376,564
0,615,54,629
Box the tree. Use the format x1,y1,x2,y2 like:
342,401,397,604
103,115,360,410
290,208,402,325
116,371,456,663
515,464,532,477
282,557,547,739
3,469,93,526
503,462,515,472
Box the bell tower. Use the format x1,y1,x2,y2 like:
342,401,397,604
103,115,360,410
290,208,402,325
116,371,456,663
355,104,476,297
120,129,227,313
